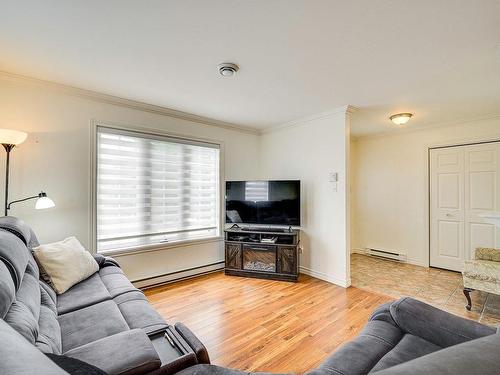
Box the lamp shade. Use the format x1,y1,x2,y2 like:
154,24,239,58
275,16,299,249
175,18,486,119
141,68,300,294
0,129,28,145
35,192,55,210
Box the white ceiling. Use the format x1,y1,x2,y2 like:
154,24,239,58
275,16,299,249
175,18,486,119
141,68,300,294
1,1,499,136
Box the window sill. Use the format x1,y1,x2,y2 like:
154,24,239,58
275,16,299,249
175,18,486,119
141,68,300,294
98,236,223,257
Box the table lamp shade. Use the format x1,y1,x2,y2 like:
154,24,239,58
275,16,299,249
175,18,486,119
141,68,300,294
0,129,28,145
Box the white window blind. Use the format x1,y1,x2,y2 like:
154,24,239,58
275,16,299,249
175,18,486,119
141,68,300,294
96,126,220,253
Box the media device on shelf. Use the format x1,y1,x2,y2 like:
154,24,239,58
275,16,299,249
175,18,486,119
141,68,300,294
225,180,300,227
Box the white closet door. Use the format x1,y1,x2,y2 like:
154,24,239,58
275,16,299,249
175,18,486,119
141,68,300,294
430,142,500,271
430,147,465,271
464,143,500,261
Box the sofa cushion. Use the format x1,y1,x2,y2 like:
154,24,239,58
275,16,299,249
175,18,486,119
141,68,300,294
57,273,112,315
113,290,167,334
0,319,67,375
64,329,161,375
37,304,63,354
99,266,137,298
0,229,30,295
59,300,130,352
33,237,99,294
371,334,440,372
306,320,404,375
390,297,495,348
46,353,107,375
4,271,41,344
373,333,500,375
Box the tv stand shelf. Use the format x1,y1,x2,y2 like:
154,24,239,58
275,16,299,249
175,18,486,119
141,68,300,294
224,228,300,282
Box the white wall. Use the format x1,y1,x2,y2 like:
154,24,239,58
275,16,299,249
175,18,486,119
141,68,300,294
260,108,351,287
0,76,261,282
351,117,500,266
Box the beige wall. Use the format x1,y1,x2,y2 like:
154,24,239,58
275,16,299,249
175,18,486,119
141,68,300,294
0,76,261,282
351,117,500,266
260,109,351,287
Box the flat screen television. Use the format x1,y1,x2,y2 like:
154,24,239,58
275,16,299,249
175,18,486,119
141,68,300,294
225,180,300,226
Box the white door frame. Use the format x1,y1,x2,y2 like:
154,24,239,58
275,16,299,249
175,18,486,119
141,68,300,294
426,136,500,269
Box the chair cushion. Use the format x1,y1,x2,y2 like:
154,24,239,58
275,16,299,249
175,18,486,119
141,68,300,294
33,237,99,294
464,259,500,283
58,300,130,352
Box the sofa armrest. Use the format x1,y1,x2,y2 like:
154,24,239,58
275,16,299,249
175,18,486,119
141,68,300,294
174,322,210,364
93,253,121,268
390,297,495,348
64,329,161,375
475,247,500,261
372,333,500,375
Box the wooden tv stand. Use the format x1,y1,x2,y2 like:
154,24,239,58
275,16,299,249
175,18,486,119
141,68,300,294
224,227,300,282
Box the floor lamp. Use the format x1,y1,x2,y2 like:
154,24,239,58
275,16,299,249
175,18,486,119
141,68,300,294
0,129,55,215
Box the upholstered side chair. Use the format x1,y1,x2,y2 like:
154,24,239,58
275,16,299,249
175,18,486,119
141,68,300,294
463,247,500,310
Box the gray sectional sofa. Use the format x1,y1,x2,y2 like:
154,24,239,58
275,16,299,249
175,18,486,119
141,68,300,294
2,216,500,374
0,217,209,374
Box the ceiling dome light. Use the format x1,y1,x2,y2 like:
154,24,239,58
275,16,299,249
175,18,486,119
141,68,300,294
218,63,239,77
390,113,413,125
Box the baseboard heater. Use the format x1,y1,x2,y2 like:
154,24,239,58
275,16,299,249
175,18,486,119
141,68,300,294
365,248,406,262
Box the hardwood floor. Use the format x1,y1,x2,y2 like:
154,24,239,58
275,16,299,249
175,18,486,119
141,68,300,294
144,272,391,374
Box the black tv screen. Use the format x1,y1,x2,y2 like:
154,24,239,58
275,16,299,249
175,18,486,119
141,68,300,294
225,180,300,226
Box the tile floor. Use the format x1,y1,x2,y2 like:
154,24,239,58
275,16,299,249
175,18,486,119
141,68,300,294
351,253,500,326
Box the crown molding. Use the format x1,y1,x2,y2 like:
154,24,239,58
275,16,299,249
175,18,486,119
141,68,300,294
352,113,500,141
0,70,261,135
262,105,357,134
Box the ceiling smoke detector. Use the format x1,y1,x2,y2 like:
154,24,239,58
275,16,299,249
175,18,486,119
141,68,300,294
218,63,239,77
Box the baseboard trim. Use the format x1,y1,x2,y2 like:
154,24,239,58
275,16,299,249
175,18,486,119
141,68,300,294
133,261,225,289
406,257,429,267
352,248,429,268
351,248,367,255
300,266,351,288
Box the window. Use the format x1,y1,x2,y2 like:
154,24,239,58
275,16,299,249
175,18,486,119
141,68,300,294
96,126,220,253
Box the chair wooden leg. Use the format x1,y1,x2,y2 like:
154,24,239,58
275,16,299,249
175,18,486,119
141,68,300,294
463,288,474,311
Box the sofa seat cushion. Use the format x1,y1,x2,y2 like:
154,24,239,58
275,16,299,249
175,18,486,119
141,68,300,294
113,291,168,334
57,273,112,315
370,334,441,372
306,320,404,375
99,266,137,298
64,329,161,375
59,300,130,352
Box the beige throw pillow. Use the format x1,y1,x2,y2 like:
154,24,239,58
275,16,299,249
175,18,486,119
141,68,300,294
33,237,99,294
